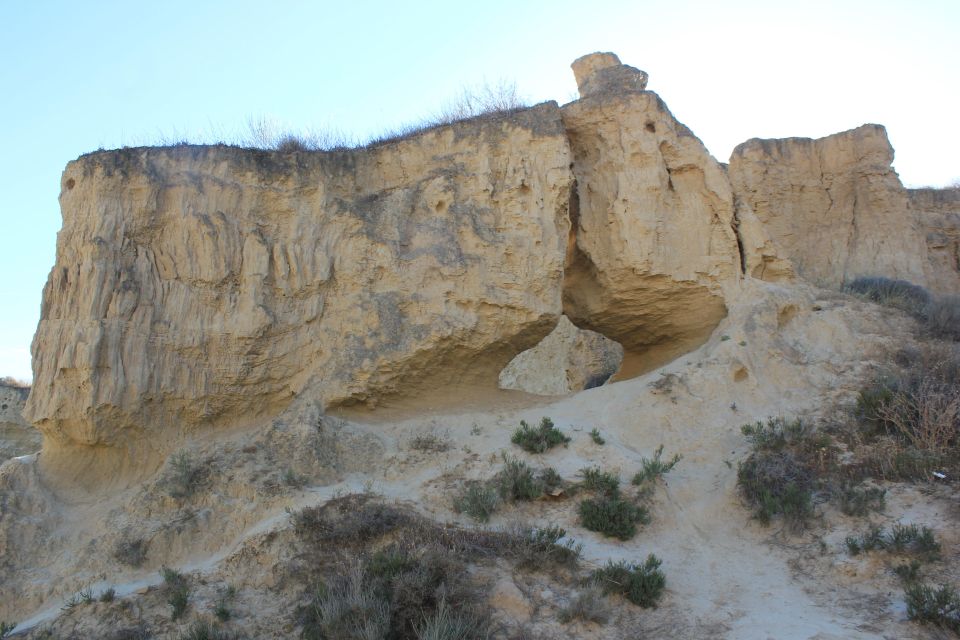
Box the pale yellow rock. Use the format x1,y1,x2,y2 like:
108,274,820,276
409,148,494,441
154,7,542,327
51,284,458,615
498,315,623,395
26,104,574,476
561,80,742,375
0,382,39,461
908,187,960,294
729,125,930,289
571,51,648,98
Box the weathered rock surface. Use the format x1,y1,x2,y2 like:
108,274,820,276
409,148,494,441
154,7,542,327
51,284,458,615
26,104,574,472
571,52,649,98
909,187,960,294
498,315,623,395
0,381,39,461
561,57,743,374
729,125,930,289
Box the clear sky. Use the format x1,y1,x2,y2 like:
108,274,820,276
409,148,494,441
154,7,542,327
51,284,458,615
1,0,957,382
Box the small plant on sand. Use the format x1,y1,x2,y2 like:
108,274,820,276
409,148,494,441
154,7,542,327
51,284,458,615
99,587,116,602
163,451,205,499
591,555,666,608
905,583,960,631
453,482,500,522
845,523,940,562
589,428,606,445
580,467,621,496
414,596,491,640
179,621,240,640
511,417,570,453
409,429,452,453
579,495,650,540
0,623,15,638
161,566,191,620
113,537,149,567
214,585,237,622
495,456,544,501
836,484,886,516
632,445,681,487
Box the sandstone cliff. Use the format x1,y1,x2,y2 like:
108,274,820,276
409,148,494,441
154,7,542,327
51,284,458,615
0,381,39,461
728,125,931,289
909,186,960,294
26,53,753,477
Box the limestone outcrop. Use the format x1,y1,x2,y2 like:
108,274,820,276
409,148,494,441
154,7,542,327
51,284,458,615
909,187,960,294
26,104,574,470
561,53,743,374
728,125,930,289
0,381,39,461
498,315,623,395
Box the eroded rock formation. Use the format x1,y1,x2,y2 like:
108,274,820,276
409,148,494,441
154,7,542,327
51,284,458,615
498,315,623,395
0,381,39,461
909,186,960,294
728,125,930,288
562,53,742,374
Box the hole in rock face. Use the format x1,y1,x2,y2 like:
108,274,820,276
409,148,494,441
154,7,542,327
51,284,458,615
434,200,447,214
497,315,624,397
1,404,7,410
65,178,76,190
732,366,749,382
645,121,656,133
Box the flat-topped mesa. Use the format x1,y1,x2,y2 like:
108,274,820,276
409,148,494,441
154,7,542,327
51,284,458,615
571,52,649,98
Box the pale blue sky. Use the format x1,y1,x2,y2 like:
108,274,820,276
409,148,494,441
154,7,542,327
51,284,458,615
1,0,957,381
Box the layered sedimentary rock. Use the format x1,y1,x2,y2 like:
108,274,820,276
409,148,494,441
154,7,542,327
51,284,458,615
0,382,39,461
561,53,744,373
498,315,623,395
729,125,930,289
26,105,574,464
909,187,960,294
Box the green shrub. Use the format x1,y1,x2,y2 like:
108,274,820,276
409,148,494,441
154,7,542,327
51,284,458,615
306,565,390,640
580,467,620,496
589,428,605,445
591,555,666,608
514,525,581,568
836,484,886,516
925,295,960,341
895,560,922,584
161,567,190,621
632,445,681,486
0,623,14,638
511,417,570,453
163,451,205,499
213,585,236,622
496,457,544,501
845,524,940,561
905,583,960,631
579,496,649,540
99,587,116,603
453,482,500,522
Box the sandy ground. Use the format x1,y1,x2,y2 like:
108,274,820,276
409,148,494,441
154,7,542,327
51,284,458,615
3,281,956,638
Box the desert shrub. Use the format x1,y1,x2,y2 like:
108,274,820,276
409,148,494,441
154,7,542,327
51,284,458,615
905,583,960,631
925,295,960,341
163,451,206,499
512,524,582,568
835,484,886,516
114,537,149,567
283,468,307,488
409,430,452,453
292,494,411,546
632,445,681,487
0,623,14,638
845,524,940,561
511,417,570,453
579,496,650,540
496,457,544,501
100,587,116,602
179,621,240,640
414,597,491,640
161,566,191,621
591,555,666,608
589,428,605,445
538,467,565,494
304,564,390,640
580,467,620,496
737,418,830,531
895,560,923,584
214,585,236,622
454,482,500,523
846,276,931,313
558,585,610,624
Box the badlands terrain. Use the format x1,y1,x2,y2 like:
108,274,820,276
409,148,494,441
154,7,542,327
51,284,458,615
1,52,959,639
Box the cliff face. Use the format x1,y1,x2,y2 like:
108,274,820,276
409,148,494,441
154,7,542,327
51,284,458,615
26,105,575,468
909,187,960,294
728,125,930,289
0,382,38,461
